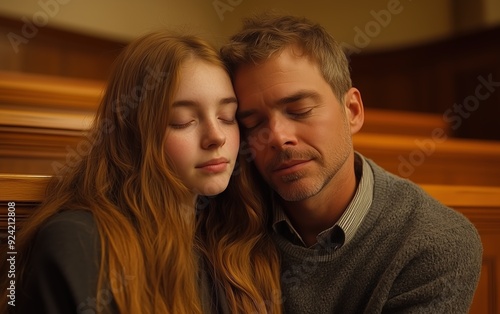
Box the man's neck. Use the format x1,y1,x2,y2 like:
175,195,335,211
280,163,358,247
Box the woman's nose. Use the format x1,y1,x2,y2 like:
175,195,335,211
201,120,226,149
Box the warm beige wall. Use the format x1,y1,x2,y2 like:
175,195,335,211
213,0,455,51
484,0,500,26
0,0,223,42
0,0,496,51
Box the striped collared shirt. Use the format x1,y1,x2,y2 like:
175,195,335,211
272,153,374,249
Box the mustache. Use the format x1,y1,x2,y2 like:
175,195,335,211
267,149,318,171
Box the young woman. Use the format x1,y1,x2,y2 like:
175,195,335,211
1,31,281,313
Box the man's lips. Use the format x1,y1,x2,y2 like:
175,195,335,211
273,159,311,173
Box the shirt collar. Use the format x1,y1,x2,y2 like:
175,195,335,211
272,153,374,248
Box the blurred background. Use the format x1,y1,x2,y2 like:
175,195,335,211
1,0,499,140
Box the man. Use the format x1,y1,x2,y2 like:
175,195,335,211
221,13,482,313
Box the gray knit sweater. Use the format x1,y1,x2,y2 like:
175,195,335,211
274,159,482,313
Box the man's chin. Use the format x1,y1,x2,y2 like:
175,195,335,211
273,181,317,202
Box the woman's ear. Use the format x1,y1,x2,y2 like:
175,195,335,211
344,87,364,135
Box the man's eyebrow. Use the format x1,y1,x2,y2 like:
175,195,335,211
237,90,319,119
277,90,320,105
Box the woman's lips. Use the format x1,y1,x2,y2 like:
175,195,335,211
196,158,229,173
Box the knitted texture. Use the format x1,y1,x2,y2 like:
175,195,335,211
274,159,482,314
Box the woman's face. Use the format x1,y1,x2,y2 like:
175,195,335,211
164,58,240,197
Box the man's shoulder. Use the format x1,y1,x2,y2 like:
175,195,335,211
366,157,477,230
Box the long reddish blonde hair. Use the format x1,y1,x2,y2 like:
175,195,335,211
1,31,281,313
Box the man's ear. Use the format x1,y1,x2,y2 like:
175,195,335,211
344,87,364,135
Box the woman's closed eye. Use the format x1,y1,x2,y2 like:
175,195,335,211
169,120,195,129
219,114,236,124
218,105,238,125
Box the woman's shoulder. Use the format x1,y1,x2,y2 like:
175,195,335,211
19,212,103,313
32,210,100,263
41,210,97,231
38,210,98,239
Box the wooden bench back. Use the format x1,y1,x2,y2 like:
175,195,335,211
354,133,500,186
1,70,460,177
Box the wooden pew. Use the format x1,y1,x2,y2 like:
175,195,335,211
2,70,499,186
0,70,448,135
421,184,500,314
0,174,51,237
0,70,453,173
0,71,103,116
359,108,450,137
0,71,103,174
0,173,499,313
353,133,500,186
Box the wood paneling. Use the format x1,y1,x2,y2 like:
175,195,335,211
0,15,125,80
350,26,500,141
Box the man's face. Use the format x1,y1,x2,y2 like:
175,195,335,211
234,47,362,202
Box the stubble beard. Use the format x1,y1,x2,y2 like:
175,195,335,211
273,163,336,202
270,143,351,202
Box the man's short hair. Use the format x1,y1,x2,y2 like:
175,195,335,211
220,13,352,101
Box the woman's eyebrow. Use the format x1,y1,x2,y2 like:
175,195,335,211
171,100,197,108
172,97,237,108
220,96,238,105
